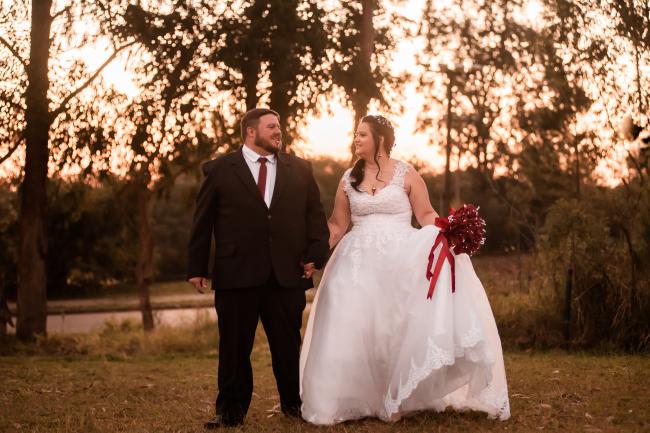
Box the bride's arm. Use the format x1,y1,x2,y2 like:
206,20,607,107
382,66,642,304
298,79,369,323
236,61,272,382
328,178,352,249
406,167,439,227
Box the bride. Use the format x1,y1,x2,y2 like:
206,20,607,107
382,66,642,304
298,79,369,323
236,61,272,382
299,115,510,424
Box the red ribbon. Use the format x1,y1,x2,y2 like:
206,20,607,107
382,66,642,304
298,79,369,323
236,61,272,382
426,217,456,299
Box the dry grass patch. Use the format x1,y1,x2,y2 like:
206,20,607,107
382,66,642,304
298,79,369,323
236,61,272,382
2,337,649,433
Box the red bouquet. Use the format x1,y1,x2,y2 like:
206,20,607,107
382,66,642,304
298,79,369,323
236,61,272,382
425,204,486,299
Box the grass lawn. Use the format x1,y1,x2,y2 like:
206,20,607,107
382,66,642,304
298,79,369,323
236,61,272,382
2,333,648,433
3,254,647,432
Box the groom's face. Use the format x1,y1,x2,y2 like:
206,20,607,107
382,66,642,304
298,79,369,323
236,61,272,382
253,114,282,154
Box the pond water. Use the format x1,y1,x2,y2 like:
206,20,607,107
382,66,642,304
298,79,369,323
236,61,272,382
6,303,313,334
5,307,218,335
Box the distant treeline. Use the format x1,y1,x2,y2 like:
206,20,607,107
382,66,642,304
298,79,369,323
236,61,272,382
0,156,640,292
2,155,648,350
0,158,522,299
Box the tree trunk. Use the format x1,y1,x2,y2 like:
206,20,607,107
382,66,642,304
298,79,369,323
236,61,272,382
349,0,375,162
574,138,581,200
134,182,155,332
359,0,375,69
269,76,291,148
17,0,53,341
634,42,645,113
268,23,294,148
441,72,454,216
0,283,13,336
452,144,461,209
243,61,260,111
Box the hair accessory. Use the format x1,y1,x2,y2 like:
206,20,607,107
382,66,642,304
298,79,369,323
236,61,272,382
371,115,393,131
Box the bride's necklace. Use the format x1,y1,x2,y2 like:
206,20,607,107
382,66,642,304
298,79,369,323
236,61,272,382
370,176,384,195
364,164,388,195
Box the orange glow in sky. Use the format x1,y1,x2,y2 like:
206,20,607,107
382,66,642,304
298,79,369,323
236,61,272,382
0,0,642,186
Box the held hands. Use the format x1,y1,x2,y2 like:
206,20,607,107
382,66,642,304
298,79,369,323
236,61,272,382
188,277,209,293
190,265,315,290
302,262,316,279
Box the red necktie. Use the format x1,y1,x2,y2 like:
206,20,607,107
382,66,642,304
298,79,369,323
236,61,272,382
257,157,267,198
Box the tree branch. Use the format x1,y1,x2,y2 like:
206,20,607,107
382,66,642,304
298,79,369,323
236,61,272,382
51,5,72,21
0,139,22,165
0,36,27,70
50,41,137,121
0,96,26,112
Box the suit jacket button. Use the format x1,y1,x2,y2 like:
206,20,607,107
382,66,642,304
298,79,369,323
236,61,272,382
268,214,272,219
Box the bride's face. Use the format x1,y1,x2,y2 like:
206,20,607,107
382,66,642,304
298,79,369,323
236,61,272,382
354,122,381,159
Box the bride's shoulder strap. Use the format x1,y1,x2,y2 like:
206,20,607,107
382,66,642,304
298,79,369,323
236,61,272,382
341,167,354,194
392,160,412,187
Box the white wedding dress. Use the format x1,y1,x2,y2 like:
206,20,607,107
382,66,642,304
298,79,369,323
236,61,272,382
299,161,510,424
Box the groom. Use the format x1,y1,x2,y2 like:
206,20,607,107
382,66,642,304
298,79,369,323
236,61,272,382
187,108,329,427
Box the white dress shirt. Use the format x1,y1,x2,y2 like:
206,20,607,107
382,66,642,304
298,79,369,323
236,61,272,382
242,144,277,207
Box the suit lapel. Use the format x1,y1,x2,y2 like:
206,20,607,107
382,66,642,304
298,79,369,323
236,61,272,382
230,148,267,208
270,152,289,210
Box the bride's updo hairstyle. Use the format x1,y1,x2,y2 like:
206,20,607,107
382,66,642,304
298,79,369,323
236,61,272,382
350,114,396,192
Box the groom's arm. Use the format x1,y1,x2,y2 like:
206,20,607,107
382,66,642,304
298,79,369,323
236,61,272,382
187,167,218,282
302,161,330,270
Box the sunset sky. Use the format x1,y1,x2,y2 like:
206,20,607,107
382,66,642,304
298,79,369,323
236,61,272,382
72,0,546,164
0,0,645,185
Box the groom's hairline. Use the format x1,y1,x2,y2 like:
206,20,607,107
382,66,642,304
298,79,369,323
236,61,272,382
240,108,280,140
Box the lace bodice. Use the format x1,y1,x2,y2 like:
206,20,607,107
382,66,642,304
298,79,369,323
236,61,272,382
343,160,413,230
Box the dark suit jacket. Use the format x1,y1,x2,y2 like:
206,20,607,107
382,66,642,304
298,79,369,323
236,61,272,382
187,148,329,290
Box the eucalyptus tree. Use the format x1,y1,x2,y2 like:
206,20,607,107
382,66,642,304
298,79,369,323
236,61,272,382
530,0,650,197
418,0,543,215
212,0,330,150
328,0,396,159
0,0,136,340
550,0,649,120
90,1,219,330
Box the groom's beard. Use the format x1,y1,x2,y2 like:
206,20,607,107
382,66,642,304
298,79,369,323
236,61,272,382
255,135,281,154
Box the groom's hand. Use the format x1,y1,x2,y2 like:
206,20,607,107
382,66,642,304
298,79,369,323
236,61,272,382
188,277,208,293
302,262,316,279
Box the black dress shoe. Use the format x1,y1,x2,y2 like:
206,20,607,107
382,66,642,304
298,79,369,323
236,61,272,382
204,414,243,429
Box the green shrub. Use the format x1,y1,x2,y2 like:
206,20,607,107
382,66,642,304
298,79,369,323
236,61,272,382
535,190,650,351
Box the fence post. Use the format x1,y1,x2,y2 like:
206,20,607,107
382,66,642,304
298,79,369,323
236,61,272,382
564,267,573,347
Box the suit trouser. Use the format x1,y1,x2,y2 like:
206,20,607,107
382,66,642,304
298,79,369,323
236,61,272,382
213,273,306,422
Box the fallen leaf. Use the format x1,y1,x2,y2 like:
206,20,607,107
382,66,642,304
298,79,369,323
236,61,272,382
540,403,552,409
